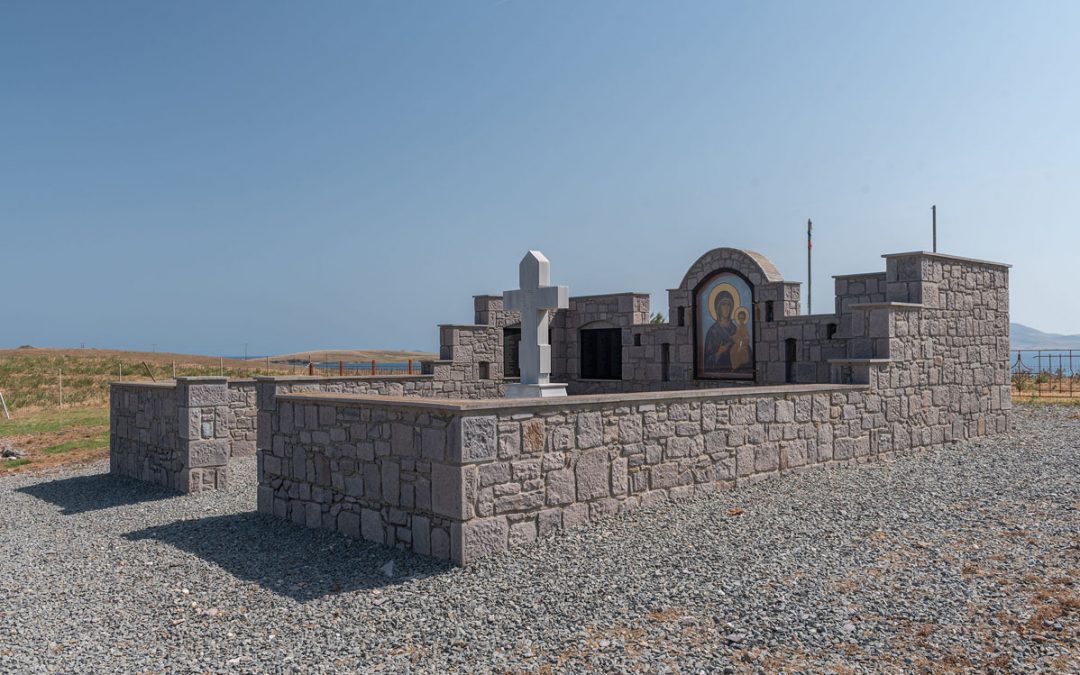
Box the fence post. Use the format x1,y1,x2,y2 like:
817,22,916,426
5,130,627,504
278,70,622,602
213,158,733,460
308,360,314,376
59,368,63,409
370,360,376,375
339,360,344,376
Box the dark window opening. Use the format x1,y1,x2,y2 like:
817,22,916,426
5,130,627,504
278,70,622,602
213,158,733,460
478,362,490,380
784,338,797,383
765,301,775,322
677,306,686,326
580,328,622,380
633,333,641,347
503,327,521,378
661,343,671,382
826,323,838,339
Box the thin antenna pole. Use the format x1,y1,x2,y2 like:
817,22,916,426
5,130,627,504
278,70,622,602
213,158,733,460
932,205,937,252
807,218,813,315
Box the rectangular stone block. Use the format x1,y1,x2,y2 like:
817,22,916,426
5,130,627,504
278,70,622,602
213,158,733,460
575,449,610,501
381,462,400,505
453,516,508,566
187,439,230,468
412,515,431,556
457,416,497,462
431,462,467,519
361,508,384,544
338,511,361,539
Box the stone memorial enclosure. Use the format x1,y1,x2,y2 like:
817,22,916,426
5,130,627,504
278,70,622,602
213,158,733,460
110,246,1011,565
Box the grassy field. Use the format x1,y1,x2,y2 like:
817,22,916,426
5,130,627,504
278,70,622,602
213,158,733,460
0,346,434,475
0,347,298,411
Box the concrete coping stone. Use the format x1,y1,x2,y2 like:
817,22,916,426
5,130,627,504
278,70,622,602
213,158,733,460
175,376,229,383
275,383,869,413
253,375,435,383
832,271,887,280
569,292,650,300
828,358,893,365
774,313,841,323
848,302,924,311
438,324,490,330
881,250,1011,269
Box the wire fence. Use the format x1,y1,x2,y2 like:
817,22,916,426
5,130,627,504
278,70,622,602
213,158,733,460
1011,349,1079,400
303,360,422,377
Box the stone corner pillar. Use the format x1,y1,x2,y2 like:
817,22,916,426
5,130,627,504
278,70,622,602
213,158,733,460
175,377,230,493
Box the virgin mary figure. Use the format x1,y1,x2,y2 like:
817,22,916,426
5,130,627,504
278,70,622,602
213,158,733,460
703,291,737,371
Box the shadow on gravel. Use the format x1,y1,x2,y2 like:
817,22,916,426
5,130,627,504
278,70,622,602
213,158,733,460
124,512,453,601
17,473,176,515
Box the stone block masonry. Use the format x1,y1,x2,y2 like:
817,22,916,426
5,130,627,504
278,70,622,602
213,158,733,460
262,346,1008,565
110,377,232,493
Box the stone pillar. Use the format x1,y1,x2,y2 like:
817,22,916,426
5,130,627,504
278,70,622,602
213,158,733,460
175,377,230,492
254,376,280,514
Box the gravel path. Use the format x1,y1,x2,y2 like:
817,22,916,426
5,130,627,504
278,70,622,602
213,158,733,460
2,404,1077,673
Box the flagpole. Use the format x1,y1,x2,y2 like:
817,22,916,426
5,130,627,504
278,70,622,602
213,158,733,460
932,205,937,252
807,218,813,315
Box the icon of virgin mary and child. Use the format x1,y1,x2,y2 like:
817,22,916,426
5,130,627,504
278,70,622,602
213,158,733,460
700,276,753,376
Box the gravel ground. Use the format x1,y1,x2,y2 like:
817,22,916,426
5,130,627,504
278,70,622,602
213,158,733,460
2,404,1077,674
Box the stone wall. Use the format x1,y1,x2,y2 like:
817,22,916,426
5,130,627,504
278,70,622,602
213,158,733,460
472,248,807,394
256,394,461,559
110,382,182,489
258,251,1011,565
110,378,231,492
835,272,888,314
228,381,258,457
263,342,1006,566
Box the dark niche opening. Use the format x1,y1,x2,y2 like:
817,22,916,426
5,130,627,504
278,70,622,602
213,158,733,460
580,327,622,380
503,327,521,378
661,343,671,382
785,338,797,383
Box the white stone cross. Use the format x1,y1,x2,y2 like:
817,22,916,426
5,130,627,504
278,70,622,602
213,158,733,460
503,250,569,398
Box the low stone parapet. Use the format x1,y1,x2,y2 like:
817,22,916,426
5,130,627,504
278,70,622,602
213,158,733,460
263,381,963,565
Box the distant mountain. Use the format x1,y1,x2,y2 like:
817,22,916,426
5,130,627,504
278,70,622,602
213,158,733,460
1011,323,1080,350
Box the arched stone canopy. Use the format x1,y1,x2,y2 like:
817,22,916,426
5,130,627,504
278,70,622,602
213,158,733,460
678,248,785,292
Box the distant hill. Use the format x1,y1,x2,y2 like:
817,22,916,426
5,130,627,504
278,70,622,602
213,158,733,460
266,348,437,364
1011,323,1080,350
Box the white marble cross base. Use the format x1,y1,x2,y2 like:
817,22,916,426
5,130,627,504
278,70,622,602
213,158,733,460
504,382,569,399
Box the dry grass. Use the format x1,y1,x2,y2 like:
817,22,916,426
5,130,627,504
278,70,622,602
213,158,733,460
0,347,294,412
0,404,111,475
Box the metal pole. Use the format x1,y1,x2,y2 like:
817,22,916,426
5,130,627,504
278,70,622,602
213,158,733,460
807,218,813,315
932,205,937,252
0,389,10,420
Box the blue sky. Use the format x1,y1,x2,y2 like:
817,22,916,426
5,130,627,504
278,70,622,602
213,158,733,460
2,1,1077,355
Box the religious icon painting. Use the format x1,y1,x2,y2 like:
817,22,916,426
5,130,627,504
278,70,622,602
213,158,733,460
695,271,754,379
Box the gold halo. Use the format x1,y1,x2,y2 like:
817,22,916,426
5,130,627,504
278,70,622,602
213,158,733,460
706,282,741,320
